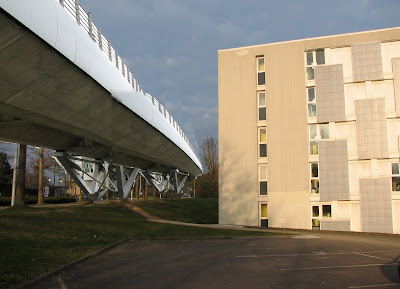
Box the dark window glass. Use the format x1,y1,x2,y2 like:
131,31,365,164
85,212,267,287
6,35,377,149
308,87,315,102
258,72,265,85
316,49,325,65
392,177,400,191
259,144,267,157
260,181,268,195
306,52,313,65
261,219,269,227
392,163,399,175
259,107,266,121
306,67,314,80
312,206,319,217
322,205,331,217
311,163,318,178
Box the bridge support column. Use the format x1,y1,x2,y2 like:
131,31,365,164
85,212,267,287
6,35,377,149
141,169,189,197
116,166,140,199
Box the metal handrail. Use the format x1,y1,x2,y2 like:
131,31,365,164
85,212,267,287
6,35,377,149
57,0,198,157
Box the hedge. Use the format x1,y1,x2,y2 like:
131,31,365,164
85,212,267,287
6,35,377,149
0,196,76,206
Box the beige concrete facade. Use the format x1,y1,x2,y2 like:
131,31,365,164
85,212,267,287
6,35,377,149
219,27,400,233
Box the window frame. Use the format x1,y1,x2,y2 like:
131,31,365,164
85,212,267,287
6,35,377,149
309,123,330,156
307,86,317,118
392,162,400,192
258,127,267,158
305,49,325,81
259,164,268,196
260,203,268,227
257,56,265,86
311,203,332,230
310,162,319,194
258,91,267,121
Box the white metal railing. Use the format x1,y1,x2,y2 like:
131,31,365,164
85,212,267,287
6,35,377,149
57,0,198,158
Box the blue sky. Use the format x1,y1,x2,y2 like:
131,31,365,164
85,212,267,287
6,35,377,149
78,0,400,150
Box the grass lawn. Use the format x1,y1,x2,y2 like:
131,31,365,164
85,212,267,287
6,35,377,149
133,198,218,223
0,202,281,289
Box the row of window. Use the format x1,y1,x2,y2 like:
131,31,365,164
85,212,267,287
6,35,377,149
257,56,268,197
312,204,331,230
306,49,325,81
310,161,400,195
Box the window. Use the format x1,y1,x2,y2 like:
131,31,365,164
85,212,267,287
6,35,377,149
258,91,266,121
322,205,331,217
312,206,319,217
310,163,319,194
309,123,329,155
260,181,267,195
259,165,268,195
312,204,331,230
312,205,320,230
259,128,267,158
260,203,268,227
307,87,316,117
305,49,325,80
257,57,265,86
392,162,400,191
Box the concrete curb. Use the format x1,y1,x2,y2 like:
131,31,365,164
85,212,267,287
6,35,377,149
15,238,131,289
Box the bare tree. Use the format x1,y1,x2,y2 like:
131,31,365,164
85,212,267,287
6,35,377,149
197,136,219,198
15,144,26,206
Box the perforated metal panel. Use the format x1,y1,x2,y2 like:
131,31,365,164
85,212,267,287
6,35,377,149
315,64,346,123
319,140,350,201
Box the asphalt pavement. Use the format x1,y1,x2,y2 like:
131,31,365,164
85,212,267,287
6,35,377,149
25,229,400,289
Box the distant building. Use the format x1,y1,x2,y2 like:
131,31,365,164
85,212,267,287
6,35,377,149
218,27,400,234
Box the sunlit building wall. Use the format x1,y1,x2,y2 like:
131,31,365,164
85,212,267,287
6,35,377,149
218,27,400,234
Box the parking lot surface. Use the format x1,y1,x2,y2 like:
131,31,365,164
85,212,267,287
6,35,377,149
29,231,400,289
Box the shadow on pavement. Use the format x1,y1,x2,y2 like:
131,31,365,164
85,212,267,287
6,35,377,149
379,255,400,284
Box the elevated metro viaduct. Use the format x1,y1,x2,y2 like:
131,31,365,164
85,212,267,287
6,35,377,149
0,0,202,199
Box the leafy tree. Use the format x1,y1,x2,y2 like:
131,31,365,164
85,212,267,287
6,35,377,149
0,152,13,183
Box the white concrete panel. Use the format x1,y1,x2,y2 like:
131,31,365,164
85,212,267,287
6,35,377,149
378,160,391,177
350,202,361,232
0,0,32,28
372,80,395,116
359,161,372,178
140,97,154,125
349,162,359,196
29,0,58,47
330,47,353,81
348,122,358,159
387,120,399,156
339,201,351,220
382,41,400,75
54,3,78,62
344,83,366,118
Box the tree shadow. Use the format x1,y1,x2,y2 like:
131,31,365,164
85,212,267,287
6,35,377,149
379,256,400,284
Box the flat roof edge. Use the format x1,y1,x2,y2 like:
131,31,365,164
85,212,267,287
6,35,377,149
218,26,400,52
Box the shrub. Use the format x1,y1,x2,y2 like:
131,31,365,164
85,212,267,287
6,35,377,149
0,196,76,206
44,196,76,204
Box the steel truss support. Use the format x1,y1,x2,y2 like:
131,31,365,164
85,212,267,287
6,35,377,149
54,152,139,201
142,169,188,196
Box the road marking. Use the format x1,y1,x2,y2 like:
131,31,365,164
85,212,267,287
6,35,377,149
292,235,320,239
354,252,393,261
57,275,68,289
348,283,400,288
236,249,400,258
281,263,397,271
